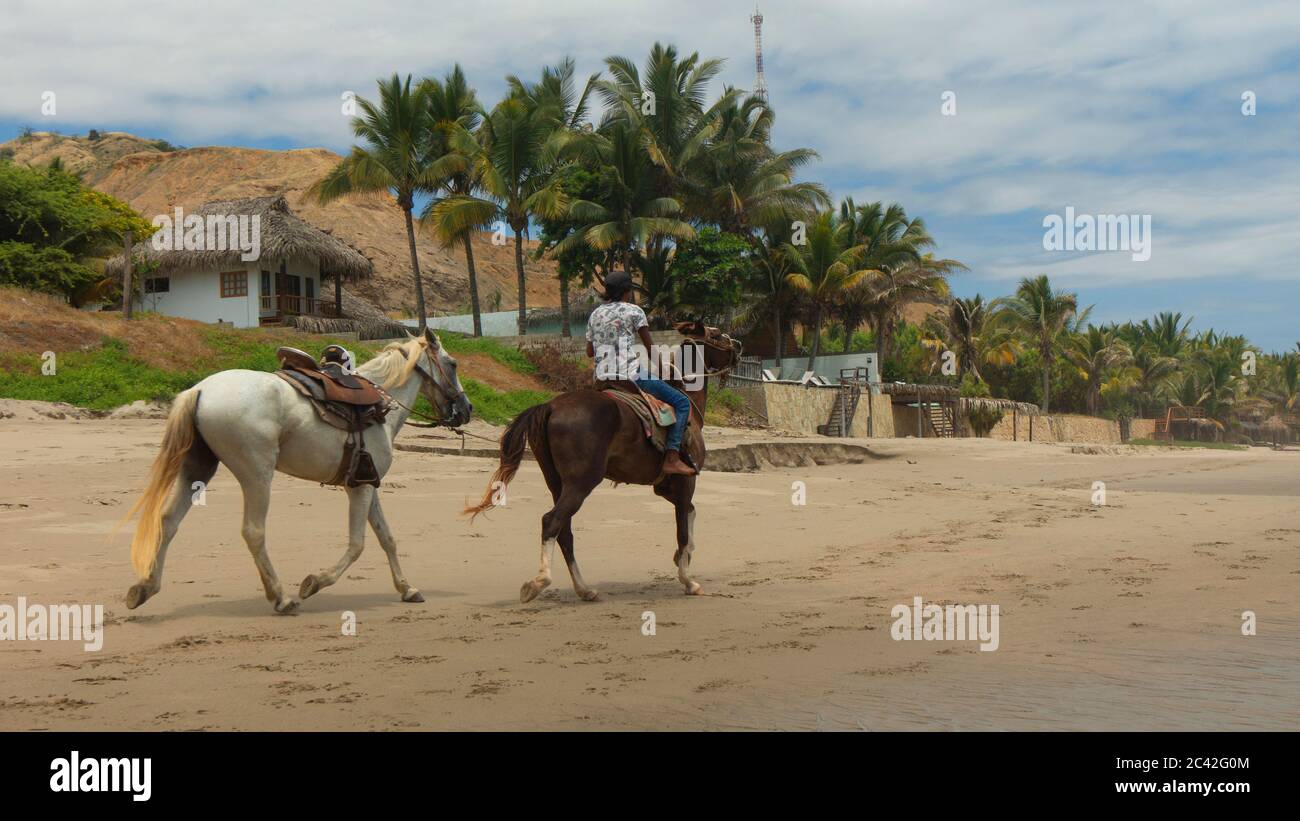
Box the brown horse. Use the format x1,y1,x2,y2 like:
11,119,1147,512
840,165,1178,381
466,322,742,602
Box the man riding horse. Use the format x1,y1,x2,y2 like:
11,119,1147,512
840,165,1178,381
467,272,743,603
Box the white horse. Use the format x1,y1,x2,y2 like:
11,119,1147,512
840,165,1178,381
122,329,472,613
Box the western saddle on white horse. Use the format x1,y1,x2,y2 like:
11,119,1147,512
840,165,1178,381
274,345,390,487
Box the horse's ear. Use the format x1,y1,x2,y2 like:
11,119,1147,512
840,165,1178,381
674,320,706,338
423,327,440,349
691,319,706,337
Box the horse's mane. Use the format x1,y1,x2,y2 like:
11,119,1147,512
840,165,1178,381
359,337,427,390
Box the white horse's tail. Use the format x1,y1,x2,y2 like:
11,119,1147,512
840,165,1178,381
124,388,201,579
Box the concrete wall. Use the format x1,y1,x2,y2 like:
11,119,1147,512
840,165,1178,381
487,330,683,358
134,258,322,329
136,266,258,328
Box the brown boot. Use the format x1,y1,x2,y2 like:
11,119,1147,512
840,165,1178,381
661,449,697,476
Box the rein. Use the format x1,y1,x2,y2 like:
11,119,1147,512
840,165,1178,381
383,340,470,430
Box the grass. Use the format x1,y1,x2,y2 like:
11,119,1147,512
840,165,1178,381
437,333,537,375
0,316,550,422
1128,438,1247,451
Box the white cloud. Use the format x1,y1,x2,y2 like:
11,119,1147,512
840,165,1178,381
4,0,1297,337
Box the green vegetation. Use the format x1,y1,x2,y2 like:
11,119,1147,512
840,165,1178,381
437,333,536,374
0,159,154,304
456,379,551,426
0,321,550,423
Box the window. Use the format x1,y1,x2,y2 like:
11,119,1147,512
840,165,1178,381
305,278,315,301
144,277,170,294
220,271,248,298
261,270,272,294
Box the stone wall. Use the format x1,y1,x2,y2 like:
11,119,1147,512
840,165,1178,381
731,378,1134,445
856,392,894,438
761,381,839,434
974,411,1123,444
1130,418,1157,440
739,381,892,437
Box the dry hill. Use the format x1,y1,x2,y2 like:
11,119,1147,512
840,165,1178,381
1,131,562,318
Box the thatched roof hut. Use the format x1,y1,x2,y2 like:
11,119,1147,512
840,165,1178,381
103,195,373,329
104,195,372,281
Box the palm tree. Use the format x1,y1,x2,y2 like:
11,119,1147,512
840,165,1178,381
861,255,961,371
738,216,800,368
995,274,1087,413
685,91,828,236
1064,325,1132,415
598,43,739,197
1139,311,1193,358
507,57,600,132
783,211,869,373
551,121,695,275
427,93,570,335
509,58,601,335
420,65,485,335
835,198,956,368
309,74,436,331
922,294,1019,382
834,280,874,354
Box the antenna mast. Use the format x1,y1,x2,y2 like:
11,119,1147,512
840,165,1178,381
750,7,768,101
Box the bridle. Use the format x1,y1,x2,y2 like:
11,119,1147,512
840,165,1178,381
681,332,743,379
390,341,469,428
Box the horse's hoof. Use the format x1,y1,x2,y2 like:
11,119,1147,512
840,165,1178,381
578,589,601,602
520,580,547,603
299,575,321,599
274,598,301,614
402,588,425,603
125,584,152,610
684,582,702,596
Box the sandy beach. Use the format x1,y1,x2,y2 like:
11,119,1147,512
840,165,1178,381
1,414,1296,731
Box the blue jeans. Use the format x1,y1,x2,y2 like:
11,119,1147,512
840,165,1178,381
635,375,691,452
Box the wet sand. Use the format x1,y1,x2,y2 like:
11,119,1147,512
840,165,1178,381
1,417,1297,730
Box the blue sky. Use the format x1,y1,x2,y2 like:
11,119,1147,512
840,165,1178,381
3,0,1297,350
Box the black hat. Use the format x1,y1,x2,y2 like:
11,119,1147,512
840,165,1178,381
602,270,634,300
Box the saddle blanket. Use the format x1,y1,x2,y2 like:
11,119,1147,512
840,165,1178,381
602,387,700,466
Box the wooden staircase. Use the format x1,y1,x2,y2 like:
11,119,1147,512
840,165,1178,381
926,403,957,438
818,385,861,437
1154,405,1204,441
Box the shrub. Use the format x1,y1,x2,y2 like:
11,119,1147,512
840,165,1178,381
960,374,1004,437
520,342,590,392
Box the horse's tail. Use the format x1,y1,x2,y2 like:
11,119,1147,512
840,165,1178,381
122,387,201,579
464,402,550,521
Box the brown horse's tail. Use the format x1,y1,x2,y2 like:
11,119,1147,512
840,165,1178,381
464,402,550,520
121,387,201,579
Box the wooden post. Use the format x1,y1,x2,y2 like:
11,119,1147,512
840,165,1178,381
917,394,923,438
122,230,134,319
1013,408,1018,441
1029,415,1034,442
328,260,341,317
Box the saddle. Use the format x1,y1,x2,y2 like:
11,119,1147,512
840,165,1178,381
274,347,390,487
599,380,701,469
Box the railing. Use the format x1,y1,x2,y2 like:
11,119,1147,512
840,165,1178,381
733,356,764,381
259,294,338,318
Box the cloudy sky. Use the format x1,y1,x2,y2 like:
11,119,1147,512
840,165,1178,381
4,0,1298,349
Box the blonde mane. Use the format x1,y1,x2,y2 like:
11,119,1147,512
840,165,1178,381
358,337,428,389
